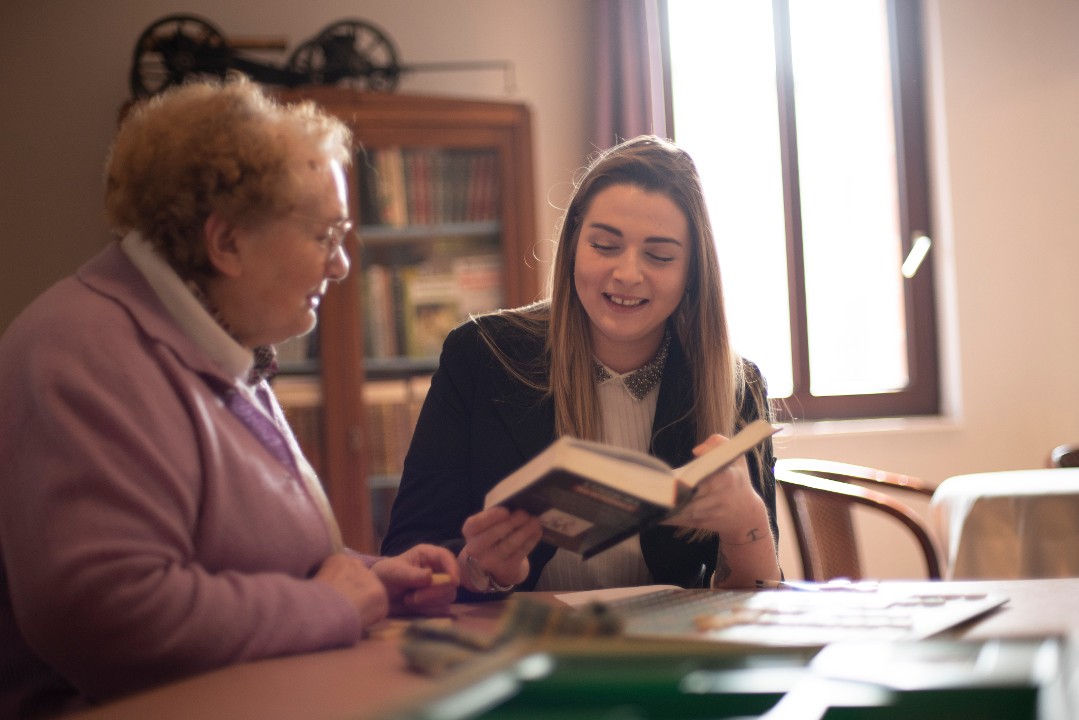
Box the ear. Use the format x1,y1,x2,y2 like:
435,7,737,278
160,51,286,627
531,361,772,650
203,212,244,278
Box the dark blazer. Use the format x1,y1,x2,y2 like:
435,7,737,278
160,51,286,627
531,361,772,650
381,313,777,599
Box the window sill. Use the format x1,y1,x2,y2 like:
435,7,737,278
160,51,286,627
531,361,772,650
779,414,961,439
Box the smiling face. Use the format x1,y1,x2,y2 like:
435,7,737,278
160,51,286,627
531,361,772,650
213,159,352,348
573,184,691,373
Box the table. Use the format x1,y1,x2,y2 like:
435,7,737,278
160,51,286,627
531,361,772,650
930,468,1079,579
70,580,1079,720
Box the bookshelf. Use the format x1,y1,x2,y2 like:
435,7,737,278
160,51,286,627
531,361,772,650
272,87,539,552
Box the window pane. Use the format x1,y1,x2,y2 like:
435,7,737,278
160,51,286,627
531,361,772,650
789,0,909,395
667,0,793,398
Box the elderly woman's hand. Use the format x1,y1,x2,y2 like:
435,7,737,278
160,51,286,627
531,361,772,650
313,553,391,629
458,506,543,592
370,543,460,616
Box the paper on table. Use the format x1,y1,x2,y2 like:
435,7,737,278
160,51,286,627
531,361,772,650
555,584,681,607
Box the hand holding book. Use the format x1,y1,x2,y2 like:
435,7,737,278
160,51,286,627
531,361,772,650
661,429,776,542
458,505,543,593
483,419,779,558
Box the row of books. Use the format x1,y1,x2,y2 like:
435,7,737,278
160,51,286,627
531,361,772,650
363,376,431,481
357,147,500,227
272,376,325,477
270,375,432,482
364,251,504,360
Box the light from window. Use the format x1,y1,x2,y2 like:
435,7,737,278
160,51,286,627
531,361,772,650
668,0,911,400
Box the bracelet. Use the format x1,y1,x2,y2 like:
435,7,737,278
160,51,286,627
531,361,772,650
465,554,515,593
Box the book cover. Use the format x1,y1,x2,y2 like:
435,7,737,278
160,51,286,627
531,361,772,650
485,419,778,558
453,253,504,317
400,266,461,358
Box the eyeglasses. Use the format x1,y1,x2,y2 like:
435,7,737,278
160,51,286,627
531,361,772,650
290,213,356,257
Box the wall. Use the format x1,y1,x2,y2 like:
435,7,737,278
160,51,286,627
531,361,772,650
2,0,1078,579
776,0,1079,579
0,0,591,331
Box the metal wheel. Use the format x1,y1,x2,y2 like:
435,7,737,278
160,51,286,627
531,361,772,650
288,19,401,90
129,14,230,98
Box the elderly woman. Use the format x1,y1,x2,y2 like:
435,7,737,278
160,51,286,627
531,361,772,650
0,77,458,717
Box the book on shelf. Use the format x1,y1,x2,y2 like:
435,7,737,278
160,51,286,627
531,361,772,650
363,264,402,359
453,252,503,316
374,148,408,227
484,419,779,559
360,147,500,227
363,376,431,479
400,265,461,358
465,151,499,222
403,148,429,226
363,250,505,361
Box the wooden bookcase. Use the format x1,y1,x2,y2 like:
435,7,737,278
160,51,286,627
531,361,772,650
272,87,539,553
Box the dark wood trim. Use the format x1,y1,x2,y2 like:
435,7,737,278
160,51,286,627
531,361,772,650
771,0,811,405
775,0,939,421
891,0,940,417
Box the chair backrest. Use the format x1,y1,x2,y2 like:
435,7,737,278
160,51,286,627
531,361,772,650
775,457,934,497
775,468,943,581
1049,444,1079,468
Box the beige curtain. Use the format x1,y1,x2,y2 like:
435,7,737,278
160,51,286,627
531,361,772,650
591,0,669,151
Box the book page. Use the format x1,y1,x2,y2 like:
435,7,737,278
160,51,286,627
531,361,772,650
484,439,677,511
675,419,779,489
562,437,672,474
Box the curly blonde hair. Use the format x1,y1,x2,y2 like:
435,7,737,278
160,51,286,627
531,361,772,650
104,75,352,281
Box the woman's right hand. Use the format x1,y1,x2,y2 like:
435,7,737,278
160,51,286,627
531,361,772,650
313,553,390,629
459,506,543,591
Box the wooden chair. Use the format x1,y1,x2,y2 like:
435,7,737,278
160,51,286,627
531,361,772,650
775,468,943,581
775,457,934,497
1049,444,1079,468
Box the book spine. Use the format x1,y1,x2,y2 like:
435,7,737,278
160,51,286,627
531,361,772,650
358,150,381,225
374,147,408,228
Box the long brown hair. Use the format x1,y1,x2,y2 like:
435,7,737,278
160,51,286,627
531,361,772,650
481,135,763,445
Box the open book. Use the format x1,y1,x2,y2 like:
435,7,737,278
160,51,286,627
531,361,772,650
484,419,778,559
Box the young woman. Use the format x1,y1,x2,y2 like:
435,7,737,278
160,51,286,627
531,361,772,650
381,135,780,598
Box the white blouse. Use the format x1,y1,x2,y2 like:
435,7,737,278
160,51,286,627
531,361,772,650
534,364,660,591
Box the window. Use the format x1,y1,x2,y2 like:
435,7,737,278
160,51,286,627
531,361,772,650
663,0,938,420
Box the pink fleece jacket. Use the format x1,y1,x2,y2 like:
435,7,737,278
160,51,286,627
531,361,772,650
0,244,362,717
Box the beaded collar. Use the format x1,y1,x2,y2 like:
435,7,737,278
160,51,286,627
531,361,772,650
592,331,670,401
185,281,279,385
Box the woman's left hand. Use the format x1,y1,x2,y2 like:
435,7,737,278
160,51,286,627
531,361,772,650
664,434,768,545
370,543,460,616
664,433,781,587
